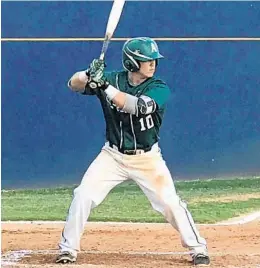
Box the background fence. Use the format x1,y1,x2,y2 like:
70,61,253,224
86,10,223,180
2,1,260,188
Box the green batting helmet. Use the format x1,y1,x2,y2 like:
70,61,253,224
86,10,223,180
122,37,164,72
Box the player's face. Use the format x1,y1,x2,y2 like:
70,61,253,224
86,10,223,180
138,60,156,78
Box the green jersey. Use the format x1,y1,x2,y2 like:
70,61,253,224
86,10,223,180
85,71,170,152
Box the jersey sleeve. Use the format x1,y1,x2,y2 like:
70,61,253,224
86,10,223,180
103,71,117,86
144,81,171,110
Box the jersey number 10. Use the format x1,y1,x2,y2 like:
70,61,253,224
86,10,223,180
139,115,154,131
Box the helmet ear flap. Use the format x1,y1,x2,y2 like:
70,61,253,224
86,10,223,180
124,59,140,72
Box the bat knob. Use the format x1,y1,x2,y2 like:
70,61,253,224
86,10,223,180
89,81,98,89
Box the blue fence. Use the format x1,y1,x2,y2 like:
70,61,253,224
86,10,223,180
2,2,260,188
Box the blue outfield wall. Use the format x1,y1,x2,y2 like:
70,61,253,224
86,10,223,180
1,2,260,188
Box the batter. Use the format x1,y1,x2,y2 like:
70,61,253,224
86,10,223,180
56,37,210,266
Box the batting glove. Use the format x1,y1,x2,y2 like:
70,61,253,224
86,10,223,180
86,59,109,90
88,59,105,81
88,76,109,90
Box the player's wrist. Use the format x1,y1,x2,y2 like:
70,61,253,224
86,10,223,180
105,85,120,100
87,78,109,90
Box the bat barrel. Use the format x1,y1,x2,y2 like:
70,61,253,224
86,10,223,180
99,0,125,60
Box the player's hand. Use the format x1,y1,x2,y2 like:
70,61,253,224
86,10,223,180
88,76,109,90
87,59,105,81
87,59,108,90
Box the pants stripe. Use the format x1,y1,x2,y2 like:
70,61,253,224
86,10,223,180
179,199,206,247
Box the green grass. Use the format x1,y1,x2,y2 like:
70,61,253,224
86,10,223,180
188,198,260,223
2,177,260,223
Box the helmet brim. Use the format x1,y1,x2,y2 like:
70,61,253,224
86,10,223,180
137,53,164,62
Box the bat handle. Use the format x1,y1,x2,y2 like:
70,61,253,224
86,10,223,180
99,34,111,61
99,53,105,61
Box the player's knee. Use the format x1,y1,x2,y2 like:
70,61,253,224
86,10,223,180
161,190,181,209
150,191,180,215
73,186,103,208
150,202,164,214
73,185,84,196
73,186,95,203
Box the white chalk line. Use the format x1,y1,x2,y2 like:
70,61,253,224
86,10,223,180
214,211,260,225
2,210,260,226
1,250,32,266
2,249,260,267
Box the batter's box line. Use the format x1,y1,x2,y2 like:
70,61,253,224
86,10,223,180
1,250,32,266
1,249,191,267
2,249,260,266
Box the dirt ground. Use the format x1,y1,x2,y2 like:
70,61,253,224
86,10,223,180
2,220,260,268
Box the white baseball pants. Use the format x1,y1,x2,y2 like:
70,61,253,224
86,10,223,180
59,143,207,257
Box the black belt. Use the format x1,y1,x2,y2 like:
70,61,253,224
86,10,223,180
108,142,151,155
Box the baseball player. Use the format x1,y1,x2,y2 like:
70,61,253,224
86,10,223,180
56,37,210,266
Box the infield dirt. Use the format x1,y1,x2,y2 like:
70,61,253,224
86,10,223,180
2,220,260,267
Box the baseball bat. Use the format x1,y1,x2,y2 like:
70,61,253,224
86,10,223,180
99,0,125,60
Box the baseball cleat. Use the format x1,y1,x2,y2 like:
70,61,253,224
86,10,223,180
192,253,210,266
56,251,76,264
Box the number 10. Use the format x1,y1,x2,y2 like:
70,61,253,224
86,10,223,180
139,115,154,131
